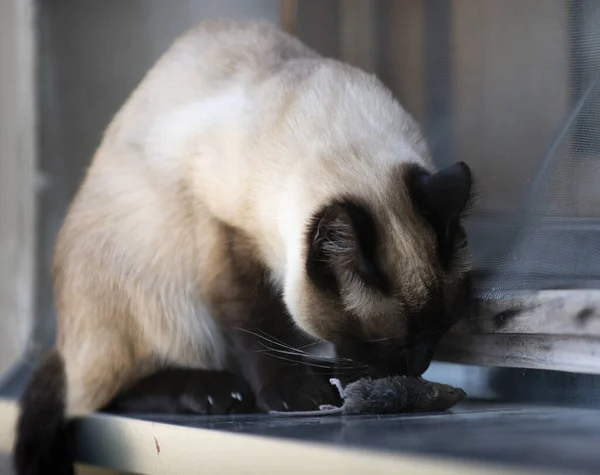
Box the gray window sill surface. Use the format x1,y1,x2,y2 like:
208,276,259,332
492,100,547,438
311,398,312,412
0,397,598,475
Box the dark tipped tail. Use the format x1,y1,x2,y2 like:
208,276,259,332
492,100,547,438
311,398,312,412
13,350,74,475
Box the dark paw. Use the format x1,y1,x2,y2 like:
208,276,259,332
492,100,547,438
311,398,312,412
175,370,257,415
257,368,342,412
104,369,257,415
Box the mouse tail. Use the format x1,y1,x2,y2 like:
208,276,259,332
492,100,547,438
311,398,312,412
268,406,344,417
13,350,75,475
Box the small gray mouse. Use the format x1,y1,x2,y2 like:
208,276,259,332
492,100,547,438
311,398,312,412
269,376,466,417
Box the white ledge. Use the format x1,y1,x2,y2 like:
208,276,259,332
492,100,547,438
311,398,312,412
0,398,548,475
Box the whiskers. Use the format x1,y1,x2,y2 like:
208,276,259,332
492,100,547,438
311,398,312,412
362,335,400,343
236,328,367,374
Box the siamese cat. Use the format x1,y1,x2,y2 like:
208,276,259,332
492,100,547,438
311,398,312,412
14,20,474,475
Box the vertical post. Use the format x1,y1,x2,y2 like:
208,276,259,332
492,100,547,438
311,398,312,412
0,0,36,373
425,0,453,167
338,0,377,73
379,0,427,124
280,0,298,35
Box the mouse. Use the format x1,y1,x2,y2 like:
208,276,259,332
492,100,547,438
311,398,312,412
269,376,467,416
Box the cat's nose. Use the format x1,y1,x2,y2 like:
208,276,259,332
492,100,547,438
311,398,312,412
366,365,398,379
366,350,412,378
406,353,432,376
406,343,435,376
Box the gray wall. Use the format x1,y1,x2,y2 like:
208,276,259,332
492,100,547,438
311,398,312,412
0,0,36,375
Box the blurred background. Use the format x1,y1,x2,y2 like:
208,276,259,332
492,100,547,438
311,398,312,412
2,1,600,472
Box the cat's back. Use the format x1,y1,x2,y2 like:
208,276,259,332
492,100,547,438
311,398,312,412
57,21,319,277
174,19,317,76
110,20,316,131
88,19,318,191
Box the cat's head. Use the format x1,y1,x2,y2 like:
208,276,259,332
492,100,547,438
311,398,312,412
289,161,475,377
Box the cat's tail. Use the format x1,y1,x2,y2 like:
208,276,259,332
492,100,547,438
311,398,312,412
13,350,75,475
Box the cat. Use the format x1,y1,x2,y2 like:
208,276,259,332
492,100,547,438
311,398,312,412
14,20,474,475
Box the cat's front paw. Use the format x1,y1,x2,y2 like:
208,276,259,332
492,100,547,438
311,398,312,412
105,369,257,415
178,370,257,415
257,367,341,412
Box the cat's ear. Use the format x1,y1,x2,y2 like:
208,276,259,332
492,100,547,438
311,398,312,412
409,162,473,225
310,204,359,269
306,201,387,293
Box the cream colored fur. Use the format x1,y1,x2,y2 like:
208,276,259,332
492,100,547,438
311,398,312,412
52,20,436,415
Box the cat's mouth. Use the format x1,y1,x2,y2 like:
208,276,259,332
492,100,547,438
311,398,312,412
334,340,436,381
340,353,431,383
365,360,430,379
